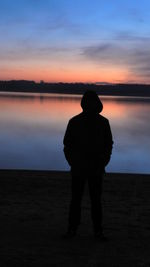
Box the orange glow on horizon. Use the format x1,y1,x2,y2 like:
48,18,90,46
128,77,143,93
0,62,131,83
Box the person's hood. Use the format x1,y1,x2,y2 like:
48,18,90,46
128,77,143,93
81,90,103,113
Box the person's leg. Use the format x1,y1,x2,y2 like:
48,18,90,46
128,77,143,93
88,174,103,234
68,171,86,233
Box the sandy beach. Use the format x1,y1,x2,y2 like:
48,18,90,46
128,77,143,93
0,170,150,266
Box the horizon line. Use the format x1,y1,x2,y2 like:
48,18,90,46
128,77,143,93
1,79,150,86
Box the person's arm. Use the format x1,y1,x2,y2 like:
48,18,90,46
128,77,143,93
63,120,73,166
103,120,113,166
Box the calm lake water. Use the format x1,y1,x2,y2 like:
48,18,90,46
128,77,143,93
0,92,150,174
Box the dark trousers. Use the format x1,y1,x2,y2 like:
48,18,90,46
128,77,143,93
68,169,103,233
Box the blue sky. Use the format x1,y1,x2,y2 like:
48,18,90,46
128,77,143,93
0,0,150,83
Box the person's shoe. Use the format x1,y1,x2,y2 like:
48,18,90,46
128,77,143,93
94,231,108,242
62,229,76,239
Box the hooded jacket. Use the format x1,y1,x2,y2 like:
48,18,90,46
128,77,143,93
63,91,113,173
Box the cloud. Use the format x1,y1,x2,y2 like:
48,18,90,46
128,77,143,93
82,38,150,80
126,7,145,23
82,43,126,64
129,47,150,78
39,14,83,37
0,45,71,62
112,4,145,24
115,31,150,42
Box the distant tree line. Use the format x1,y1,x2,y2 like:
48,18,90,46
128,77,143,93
0,80,150,97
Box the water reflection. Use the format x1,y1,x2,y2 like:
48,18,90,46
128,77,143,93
0,92,150,174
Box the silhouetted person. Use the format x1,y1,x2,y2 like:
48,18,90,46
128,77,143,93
63,90,113,239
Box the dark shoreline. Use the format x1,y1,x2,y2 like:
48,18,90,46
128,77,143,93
0,168,150,177
1,80,150,97
1,170,150,266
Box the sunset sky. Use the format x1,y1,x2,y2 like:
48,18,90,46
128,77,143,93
1,0,150,83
